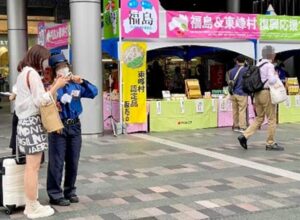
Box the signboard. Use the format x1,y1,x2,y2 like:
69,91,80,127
122,42,147,123
103,0,119,38
45,23,69,49
121,0,159,38
167,11,259,39
258,15,300,40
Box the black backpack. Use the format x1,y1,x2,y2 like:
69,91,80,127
242,62,268,94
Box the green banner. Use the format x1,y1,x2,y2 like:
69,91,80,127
103,0,119,39
258,15,300,40
279,96,300,123
150,99,217,132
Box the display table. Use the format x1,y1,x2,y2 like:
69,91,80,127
149,99,218,132
218,98,233,127
217,97,267,127
103,94,148,133
278,95,300,123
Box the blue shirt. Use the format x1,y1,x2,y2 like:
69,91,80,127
57,79,98,119
229,65,248,96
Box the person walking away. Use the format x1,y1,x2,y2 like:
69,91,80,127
229,55,248,132
47,53,98,206
238,45,284,151
15,45,68,219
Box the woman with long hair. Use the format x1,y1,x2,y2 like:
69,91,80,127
15,45,68,219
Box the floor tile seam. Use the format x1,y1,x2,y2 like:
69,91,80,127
132,134,300,182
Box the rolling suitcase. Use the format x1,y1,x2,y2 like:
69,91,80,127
0,151,26,215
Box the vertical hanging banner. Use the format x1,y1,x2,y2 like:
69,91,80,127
103,0,119,39
121,0,159,38
122,42,147,123
37,22,46,46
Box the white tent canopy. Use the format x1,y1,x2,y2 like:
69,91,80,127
146,40,256,59
258,41,300,59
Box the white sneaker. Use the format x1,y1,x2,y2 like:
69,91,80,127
25,204,55,219
24,205,52,215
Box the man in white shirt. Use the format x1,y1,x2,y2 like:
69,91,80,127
238,45,284,151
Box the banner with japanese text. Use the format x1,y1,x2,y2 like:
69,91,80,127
122,42,147,123
121,0,159,38
167,11,259,39
45,23,69,49
103,0,119,39
258,15,300,40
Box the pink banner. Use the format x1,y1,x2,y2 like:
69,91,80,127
45,23,69,49
121,0,159,38
167,11,259,39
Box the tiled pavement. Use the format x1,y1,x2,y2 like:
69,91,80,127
1,101,300,219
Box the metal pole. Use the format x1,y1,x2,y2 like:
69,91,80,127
7,0,28,113
254,1,258,13
69,0,103,135
279,0,282,14
227,0,240,12
286,0,289,15
292,0,295,15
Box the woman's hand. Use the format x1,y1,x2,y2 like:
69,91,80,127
54,76,69,88
9,93,16,101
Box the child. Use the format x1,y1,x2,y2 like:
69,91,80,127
46,53,98,206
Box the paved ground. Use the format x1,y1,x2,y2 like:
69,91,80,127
0,100,300,220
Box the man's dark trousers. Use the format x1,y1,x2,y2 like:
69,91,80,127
47,122,82,200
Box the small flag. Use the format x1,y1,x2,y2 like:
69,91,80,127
266,4,277,15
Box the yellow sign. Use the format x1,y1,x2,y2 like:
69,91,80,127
122,42,147,123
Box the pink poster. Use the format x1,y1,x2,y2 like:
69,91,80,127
45,23,69,49
121,0,159,38
167,11,259,39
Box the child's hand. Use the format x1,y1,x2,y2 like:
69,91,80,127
71,75,83,84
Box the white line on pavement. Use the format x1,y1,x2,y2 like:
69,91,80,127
132,134,300,181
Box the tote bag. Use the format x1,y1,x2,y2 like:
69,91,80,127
27,71,64,132
269,77,288,104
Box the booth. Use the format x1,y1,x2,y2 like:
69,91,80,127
109,0,300,133
256,15,300,124
36,2,300,134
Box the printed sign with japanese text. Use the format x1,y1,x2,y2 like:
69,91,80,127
167,11,259,39
45,23,69,49
258,15,300,40
121,0,159,38
122,42,147,123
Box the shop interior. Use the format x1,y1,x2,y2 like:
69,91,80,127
102,45,300,102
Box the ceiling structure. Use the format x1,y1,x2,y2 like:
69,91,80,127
0,0,299,22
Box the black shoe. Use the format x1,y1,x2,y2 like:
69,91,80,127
266,143,284,151
67,196,79,203
238,135,248,149
49,197,70,206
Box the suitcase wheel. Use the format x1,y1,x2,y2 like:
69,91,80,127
5,205,16,215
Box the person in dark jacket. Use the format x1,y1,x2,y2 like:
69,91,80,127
229,55,248,132
47,53,98,206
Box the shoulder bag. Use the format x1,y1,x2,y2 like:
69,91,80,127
26,71,64,133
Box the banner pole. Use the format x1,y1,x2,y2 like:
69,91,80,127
118,8,124,134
